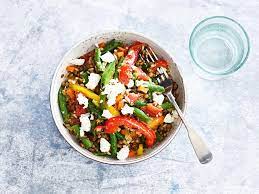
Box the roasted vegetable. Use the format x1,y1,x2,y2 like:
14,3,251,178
70,84,100,102
95,48,105,71
71,124,80,137
58,88,69,122
148,116,164,130
80,71,89,84
134,100,147,107
107,105,120,116
81,138,93,149
100,94,106,110
88,100,103,118
133,107,151,123
137,144,143,156
148,83,165,93
119,42,144,85
150,59,168,71
101,61,115,85
102,39,122,54
141,104,163,117
115,132,125,140
104,116,156,147
160,102,173,110
114,56,124,78
110,133,117,157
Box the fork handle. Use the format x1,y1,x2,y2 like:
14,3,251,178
166,92,213,164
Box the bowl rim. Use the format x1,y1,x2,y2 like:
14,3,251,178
50,30,187,165
189,15,250,76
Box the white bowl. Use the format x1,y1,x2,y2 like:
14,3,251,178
50,31,186,164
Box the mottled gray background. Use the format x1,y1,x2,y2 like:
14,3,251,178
0,0,259,193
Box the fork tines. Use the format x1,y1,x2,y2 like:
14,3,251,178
145,47,158,62
143,46,169,80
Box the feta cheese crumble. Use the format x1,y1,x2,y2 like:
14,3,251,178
152,93,164,105
85,73,101,90
100,51,115,63
102,109,113,119
121,104,134,115
100,138,111,152
80,129,85,137
117,146,130,160
126,79,134,88
77,93,88,108
102,79,126,106
164,113,174,123
163,109,179,123
79,113,91,136
89,114,94,120
172,110,179,118
69,58,85,66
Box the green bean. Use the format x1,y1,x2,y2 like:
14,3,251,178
133,107,151,123
101,61,115,85
114,56,125,78
134,100,147,107
81,138,93,149
100,94,106,110
102,39,122,54
148,83,165,93
156,132,162,142
110,134,117,157
95,48,105,71
88,100,102,118
90,120,97,130
71,125,80,137
91,128,97,137
58,87,69,122
80,71,89,84
141,63,150,71
94,152,110,156
118,56,124,67
115,132,125,140
94,152,106,156
151,77,159,85
160,102,173,110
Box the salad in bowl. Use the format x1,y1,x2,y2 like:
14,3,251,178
50,32,185,164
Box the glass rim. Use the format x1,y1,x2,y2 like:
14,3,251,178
189,16,250,76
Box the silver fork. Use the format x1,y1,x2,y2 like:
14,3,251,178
143,47,213,164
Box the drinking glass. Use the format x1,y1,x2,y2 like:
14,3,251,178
189,16,250,80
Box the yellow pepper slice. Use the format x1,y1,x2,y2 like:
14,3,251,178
70,84,100,102
70,84,120,116
137,144,143,156
148,116,164,130
107,105,120,116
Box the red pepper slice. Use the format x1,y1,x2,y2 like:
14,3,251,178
125,93,140,104
79,50,94,66
75,105,87,117
133,66,149,81
118,65,132,85
104,116,156,147
151,59,168,71
141,103,163,117
94,125,105,132
119,42,144,85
